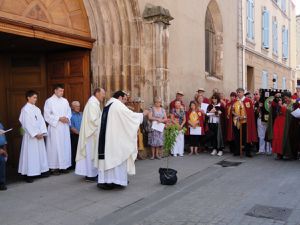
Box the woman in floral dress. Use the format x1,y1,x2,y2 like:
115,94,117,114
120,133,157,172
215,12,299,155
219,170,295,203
148,97,167,159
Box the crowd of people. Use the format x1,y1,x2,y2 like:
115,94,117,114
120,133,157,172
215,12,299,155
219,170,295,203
142,87,300,162
0,85,300,191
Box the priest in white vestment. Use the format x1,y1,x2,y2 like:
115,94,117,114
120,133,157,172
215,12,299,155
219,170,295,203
75,88,106,181
94,90,148,190
44,84,72,174
19,90,49,183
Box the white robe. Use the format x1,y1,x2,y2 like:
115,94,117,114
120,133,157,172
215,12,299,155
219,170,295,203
257,118,272,154
94,98,143,185
171,132,184,156
18,103,49,176
44,94,72,169
75,96,101,177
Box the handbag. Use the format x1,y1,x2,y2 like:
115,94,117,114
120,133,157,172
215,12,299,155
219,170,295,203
144,107,155,133
144,117,152,133
159,168,177,185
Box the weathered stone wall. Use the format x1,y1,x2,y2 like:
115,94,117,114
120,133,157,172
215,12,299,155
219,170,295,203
83,0,143,99
84,0,239,108
138,0,239,107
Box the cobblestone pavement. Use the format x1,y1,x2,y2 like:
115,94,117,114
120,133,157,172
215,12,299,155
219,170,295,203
1,153,300,225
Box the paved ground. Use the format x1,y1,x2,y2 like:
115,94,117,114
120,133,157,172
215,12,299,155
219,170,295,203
1,153,300,225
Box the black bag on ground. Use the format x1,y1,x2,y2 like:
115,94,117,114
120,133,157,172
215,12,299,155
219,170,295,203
159,168,177,185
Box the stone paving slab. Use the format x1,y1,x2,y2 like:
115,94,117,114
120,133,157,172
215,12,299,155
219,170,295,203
1,153,300,225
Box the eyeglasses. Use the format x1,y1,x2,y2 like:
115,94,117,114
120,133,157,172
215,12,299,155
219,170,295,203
254,93,259,95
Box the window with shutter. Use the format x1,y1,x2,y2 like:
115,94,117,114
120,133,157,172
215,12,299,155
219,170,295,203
262,9,269,49
285,29,289,58
247,0,254,40
281,0,286,12
282,77,286,89
272,19,278,54
282,27,288,59
262,71,268,89
273,74,278,89
247,0,250,38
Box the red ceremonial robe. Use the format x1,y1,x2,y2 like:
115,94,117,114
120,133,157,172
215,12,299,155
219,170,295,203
225,100,236,141
272,106,286,154
243,97,258,143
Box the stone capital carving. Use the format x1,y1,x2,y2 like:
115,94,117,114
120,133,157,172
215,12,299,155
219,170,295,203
142,4,174,26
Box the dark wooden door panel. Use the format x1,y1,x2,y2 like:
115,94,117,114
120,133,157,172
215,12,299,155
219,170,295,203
47,51,90,107
1,50,90,169
5,54,47,167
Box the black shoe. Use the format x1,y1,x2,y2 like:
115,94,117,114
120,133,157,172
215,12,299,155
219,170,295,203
50,169,60,175
246,153,252,158
97,183,115,190
59,169,69,174
112,183,126,189
85,176,97,182
40,172,50,178
233,153,240,156
0,184,7,191
25,176,34,183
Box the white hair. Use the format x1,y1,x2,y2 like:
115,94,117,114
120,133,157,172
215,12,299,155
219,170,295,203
71,101,80,106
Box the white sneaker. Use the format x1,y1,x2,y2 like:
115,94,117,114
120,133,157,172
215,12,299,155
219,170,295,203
211,149,217,156
217,151,223,156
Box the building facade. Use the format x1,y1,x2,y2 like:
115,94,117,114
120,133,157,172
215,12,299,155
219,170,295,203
0,0,239,167
296,14,300,85
240,0,296,92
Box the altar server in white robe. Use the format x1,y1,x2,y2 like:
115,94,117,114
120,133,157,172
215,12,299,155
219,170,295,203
18,90,49,183
44,84,72,174
75,88,106,182
94,90,148,190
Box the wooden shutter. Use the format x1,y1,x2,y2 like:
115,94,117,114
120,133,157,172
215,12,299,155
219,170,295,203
262,71,268,89
262,9,269,49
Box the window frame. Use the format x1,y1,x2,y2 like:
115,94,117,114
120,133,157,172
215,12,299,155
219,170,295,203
262,70,269,89
247,0,255,40
272,18,278,55
262,8,269,49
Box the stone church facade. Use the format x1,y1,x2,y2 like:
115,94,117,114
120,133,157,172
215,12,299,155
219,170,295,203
84,0,239,107
0,0,239,166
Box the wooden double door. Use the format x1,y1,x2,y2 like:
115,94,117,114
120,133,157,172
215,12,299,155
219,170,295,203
0,50,90,168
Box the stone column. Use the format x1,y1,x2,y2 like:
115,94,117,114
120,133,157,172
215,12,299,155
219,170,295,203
142,4,173,109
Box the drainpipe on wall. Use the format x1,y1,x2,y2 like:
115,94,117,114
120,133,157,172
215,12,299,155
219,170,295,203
237,0,246,89
242,0,246,89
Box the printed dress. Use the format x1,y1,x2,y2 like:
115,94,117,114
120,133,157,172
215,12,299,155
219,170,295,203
148,107,165,147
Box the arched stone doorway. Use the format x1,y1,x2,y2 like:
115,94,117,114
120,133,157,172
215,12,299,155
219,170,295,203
0,0,93,168
84,0,143,98
205,0,223,80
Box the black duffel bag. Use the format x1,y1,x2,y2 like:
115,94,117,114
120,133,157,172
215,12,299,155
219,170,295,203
159,168,177,185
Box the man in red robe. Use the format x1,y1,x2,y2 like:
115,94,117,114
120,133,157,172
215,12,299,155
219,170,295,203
169,91,185,113
292,85,300,103
225,92,237,154
232,88,257,157
197,88,210,104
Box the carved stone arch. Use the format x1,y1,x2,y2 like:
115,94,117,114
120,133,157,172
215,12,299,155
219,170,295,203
207,0,223,33
205,0,223,79
83,0,142,98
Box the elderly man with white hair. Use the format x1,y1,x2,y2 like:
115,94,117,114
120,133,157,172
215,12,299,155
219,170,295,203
70,100,83,169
